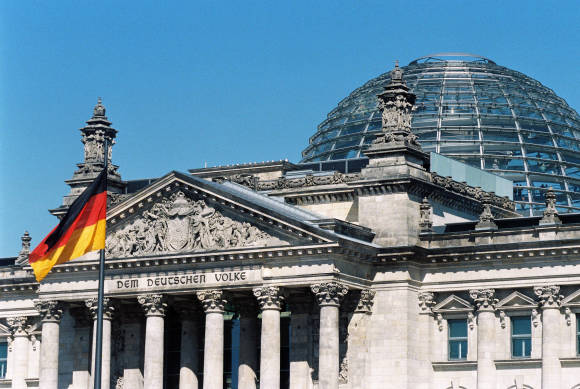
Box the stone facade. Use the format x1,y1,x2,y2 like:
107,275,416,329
1,72,580,389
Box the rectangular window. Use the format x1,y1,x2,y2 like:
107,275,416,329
0,341,7,379
512,316,532,358
448,319,468,360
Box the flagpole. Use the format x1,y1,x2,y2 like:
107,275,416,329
94,137,108,389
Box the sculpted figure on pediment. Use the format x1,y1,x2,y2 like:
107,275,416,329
106,191,287,257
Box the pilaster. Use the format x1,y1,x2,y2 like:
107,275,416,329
6,317,31,389
469,289,497,389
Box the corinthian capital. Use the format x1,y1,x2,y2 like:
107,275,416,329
418,291,436,314
469,289,497,312
85,297,116,320
6,316,31,337
534,285,563,308
34,300,64,322
137,294,167,317
197,289,227,313
311,281,348,307
253,286,285,311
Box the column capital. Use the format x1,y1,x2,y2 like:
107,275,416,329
197,289,227,313
354,289,376,314
311,281,348,307
253,286,285,311
417,291,436,314
469,289,498,312
534,285,563,309
85,297,116,320
6,316,31,337
34,300,64,323
137,293,167,317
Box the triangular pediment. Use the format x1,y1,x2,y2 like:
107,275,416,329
497,291,536,310
433,295,473,313
105,172,335,258
0,323,9,336
562,288,580,307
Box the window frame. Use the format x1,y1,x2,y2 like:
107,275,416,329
0,339,7,380
447,318,468,360
511,315,532,358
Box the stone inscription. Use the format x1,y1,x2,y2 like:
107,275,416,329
106,269,259,293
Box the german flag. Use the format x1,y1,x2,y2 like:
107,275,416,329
30,169,107,282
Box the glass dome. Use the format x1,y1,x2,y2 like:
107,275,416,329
301,53,580,216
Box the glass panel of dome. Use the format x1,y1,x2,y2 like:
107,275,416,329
340,123,367,135
412,116,438,127
331,150,358,160
484,144,523,156
439,143,480,154
561,152,580,165
552,125,578,138
518,120,549,133
483,130,519,143
571,193,580,206
520,132,554,146
440,129,478,141
480,117,516,128
441,116,477,127
527,160,558,174
367,121,381,131
526,148,558,160
452,156,482,169
334,136,361,149
564,165,580,178
514,107,543,119
484,157,525,171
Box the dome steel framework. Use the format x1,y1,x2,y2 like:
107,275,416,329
301,54,580,216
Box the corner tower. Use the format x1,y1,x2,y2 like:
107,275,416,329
50,98,126,217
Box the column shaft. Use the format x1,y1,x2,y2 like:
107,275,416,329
476,310,495,389
39,321,60,389
542,308,561,388
11,335,29,389
203,312,224,389
90,319,112,389
179,318,200,389
260,309,281,389
238,315,258,389
144,315,165,389
318,305,339,389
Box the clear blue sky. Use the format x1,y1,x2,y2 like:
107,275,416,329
1,0,579,257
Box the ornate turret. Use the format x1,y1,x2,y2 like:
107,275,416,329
361,62,429,179
50,98,126,217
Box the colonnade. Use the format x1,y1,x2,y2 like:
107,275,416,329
9,281,351,389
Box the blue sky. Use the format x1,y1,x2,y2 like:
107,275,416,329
1,0,579,256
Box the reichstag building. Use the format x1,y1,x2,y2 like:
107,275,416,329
2,53,580,389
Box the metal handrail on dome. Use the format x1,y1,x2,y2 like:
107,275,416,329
409,52,495,65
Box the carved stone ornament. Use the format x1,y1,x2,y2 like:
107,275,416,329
469,289,498,312
34,300,64,322
564,307,572,326
419,198,433,233
436,313,444,331
253,286,285,311
6,316,31,337
531,309,540,327
16,231,32,265
467,312,475,330
137,294,167,317
499,310,507,329
197,290,227,313
338,357,348,384
106,191,287,257
417,291,435,314
539,187,562,225
475,199,498,230
534,285,564,308
85,297,116,320
115,377,124,389
355,289,376,314
311,282,348,307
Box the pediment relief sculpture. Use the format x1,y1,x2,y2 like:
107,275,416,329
106,191,289,258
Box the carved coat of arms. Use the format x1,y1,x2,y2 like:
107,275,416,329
106,191,287,257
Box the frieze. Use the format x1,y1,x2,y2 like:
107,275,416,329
214,171,361,191
105,191,287,258
105,269,261,294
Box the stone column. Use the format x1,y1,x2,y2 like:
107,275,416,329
288,296,314,389
6,317,30,389
469,289,497,389
416,292,435,389
175,302,202,389
236,299,258,389
253,286,285,389
138,294,167,389
86,297,116,389
311,282,348,389
35,300,64,389
348,290,375,389
197,290,227,389
535,285,563,389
